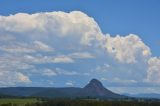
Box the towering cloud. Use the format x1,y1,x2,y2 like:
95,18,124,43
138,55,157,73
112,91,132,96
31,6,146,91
0,11,159,91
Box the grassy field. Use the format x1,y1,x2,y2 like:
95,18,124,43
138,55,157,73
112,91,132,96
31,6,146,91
0,98,160,106
0,98,38,105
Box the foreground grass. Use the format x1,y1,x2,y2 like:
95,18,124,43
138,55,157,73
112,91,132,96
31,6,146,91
0,98,38,105
38,99,160,106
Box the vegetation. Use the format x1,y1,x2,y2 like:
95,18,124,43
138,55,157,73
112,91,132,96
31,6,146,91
0,98,38,106
0,98,160,106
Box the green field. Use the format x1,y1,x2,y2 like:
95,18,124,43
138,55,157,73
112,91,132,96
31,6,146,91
0,98,160,106
0,98,38,105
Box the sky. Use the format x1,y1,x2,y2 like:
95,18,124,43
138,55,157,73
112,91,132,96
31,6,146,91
0,0,160,94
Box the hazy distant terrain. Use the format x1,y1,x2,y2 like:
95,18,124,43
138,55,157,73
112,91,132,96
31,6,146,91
1,79,160,100
0,79,125,99
124,93,160,99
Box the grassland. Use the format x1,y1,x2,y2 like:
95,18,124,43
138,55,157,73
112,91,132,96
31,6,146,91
0,98,160,106
0,98,38,105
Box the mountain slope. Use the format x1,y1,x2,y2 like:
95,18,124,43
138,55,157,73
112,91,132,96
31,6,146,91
0,87,49,96
32,87,81,98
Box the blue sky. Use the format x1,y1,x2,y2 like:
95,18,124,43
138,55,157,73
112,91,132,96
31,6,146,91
0,0,160,94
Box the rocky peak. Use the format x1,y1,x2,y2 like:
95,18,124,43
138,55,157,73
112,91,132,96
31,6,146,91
84,79,104,89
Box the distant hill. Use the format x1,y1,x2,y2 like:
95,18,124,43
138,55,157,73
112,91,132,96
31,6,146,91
0,79,125,99
0,87,49,97
124,93,160,99
77,79,124,98
32,87,81,98
0,93,15,98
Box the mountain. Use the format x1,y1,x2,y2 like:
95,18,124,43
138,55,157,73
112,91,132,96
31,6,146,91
77,79,124,98
0,79,125,99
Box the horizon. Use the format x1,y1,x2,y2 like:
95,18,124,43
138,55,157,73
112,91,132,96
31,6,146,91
1,78,157,95
0,0,160,95
0,78,159,96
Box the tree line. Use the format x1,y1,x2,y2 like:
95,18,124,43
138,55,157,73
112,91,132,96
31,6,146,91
0,99,160,106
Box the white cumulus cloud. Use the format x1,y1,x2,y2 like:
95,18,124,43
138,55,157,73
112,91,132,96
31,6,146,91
103,34,151,64
0,11,159,88
42,69,57,76
146,57,160,83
